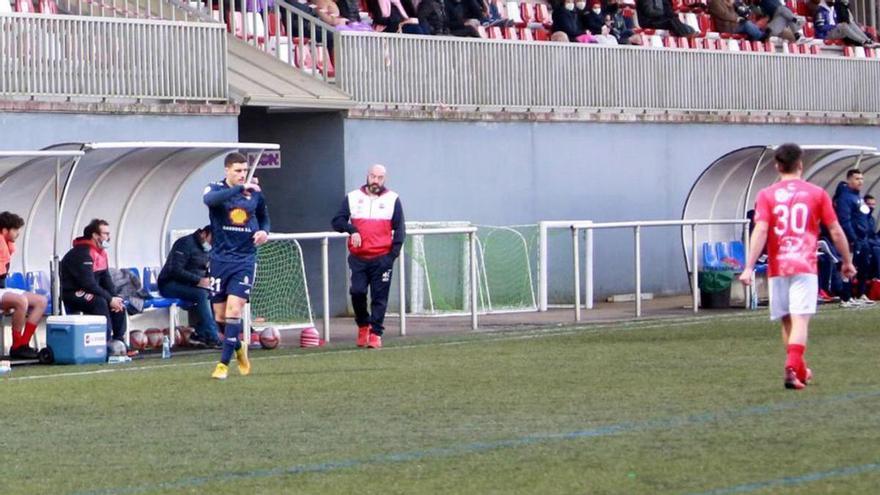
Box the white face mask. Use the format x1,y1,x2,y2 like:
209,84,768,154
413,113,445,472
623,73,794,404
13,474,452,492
564,2,574,10
101,239,111,250
576,1,586,8
592,6,601,13
202,241,212,252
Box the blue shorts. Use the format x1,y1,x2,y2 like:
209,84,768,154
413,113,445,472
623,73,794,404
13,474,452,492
210,260,255,303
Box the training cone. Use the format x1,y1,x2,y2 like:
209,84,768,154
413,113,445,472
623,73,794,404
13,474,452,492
300,327,320,348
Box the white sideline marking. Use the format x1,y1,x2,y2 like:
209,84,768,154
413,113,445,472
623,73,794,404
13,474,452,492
4,312,770,383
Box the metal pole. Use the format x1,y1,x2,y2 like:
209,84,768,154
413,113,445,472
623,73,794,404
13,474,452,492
585,226,593,310
634,225,641,317
572,227,581,322
470,231,478,330
321,237,330,342
538,222,548,311
691,224,699,313
399,246,406,336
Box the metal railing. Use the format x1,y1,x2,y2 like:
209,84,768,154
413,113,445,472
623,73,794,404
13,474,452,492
538,219,751,319
335,32,880,114
262,226,478,343
0,13,227,101
60,0,338,83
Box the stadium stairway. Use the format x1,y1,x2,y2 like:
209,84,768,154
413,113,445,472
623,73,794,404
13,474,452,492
57,0,355,110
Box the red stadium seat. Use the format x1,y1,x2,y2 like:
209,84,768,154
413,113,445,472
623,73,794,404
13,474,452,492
795,0,809,15
38,0,57,12
267,12,286,37
505,26,519,39
533,27,550,41
739,39,751,51
677,36,689,48
505,1,525,26
520,2,534,25
15,0,35,12
803,21,814,38
477,25,488,38
697,13,713,34
518,27,533,41
487,26,503,39
535,3,551,27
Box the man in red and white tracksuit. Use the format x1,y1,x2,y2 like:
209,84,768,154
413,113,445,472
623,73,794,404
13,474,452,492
332,164,405,349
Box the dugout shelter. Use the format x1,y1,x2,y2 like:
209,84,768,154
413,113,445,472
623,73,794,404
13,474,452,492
681,144,879,274
0,142,279,309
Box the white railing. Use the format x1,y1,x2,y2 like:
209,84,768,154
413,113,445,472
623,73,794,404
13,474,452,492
262,226,478,343
0,13,227,101
335,31,880,115
538,219,751,319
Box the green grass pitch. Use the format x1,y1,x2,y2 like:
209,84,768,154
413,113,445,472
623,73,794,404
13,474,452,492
2,307,879,494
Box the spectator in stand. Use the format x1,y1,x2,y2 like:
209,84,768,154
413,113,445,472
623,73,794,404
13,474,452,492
478,0,514,26
760,0,802,41
337,0,361,22
314,0,353,26
580,1,605,34
833,0,875,42
708,0,765,40
814,0,873,46
862,194,880,282
416,0,449,35
60,219,128,348
604,0,635,44
551,0,585,41
0,212,48,359
158,226,222,349
636,0,696,37
367,0,427,33
445,0,484,36
833,169,875,305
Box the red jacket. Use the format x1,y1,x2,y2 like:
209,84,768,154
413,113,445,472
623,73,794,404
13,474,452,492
332,186,406,259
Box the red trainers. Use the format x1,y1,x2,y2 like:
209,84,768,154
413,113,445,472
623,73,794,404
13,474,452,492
805,367,813,385
784,367,805,390
367,332,382,349
357,326,370,348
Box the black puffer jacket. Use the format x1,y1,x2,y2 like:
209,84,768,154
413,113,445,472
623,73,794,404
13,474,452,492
158,232,210,288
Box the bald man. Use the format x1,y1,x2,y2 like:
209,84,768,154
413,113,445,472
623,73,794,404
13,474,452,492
332,164,406,349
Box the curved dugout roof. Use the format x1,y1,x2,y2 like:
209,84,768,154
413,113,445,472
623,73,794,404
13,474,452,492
0,142,279,275
681,144,879,273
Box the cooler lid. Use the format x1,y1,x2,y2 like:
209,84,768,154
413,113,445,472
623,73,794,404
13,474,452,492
47,315,108,325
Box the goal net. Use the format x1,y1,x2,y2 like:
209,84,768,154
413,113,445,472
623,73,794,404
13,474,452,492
250,238,314,328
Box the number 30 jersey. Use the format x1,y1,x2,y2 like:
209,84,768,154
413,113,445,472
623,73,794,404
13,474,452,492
754,179,838,277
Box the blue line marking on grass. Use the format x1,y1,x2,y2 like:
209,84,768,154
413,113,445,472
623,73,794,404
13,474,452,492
686,462,880,495
72,389,880,495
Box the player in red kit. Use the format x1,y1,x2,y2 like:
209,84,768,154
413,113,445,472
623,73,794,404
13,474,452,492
740,143,856,390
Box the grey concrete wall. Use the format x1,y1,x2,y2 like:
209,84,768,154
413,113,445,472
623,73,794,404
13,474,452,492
343,118,880,302
0,111,238,236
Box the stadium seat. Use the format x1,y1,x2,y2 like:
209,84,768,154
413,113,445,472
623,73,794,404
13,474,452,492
0,0,13,13
6,272,27,290
37,0,57,12
505,26,519,40
701,242,726,270
267,12,286,37
25,271,53,315
534,3,551,27
487,26,504,39
802,21,814,38
15,0,35,12
520,2,534,25
518,27,534,41
533,27,550,41
506,1,524,26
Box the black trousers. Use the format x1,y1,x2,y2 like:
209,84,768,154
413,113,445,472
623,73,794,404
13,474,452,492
349,255,393,335
63,293,127,342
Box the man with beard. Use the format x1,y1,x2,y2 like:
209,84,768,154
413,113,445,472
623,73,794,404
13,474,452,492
332,164,406,349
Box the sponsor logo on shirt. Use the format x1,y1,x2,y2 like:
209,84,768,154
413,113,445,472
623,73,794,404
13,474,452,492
229,207,249,226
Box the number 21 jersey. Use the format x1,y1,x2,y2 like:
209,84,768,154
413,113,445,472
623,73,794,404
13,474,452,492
754,179,838,277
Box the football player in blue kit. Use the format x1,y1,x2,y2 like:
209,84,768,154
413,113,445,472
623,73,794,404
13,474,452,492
204,152,270,380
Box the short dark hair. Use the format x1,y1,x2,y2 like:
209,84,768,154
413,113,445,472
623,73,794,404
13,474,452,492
197,225,212,236
225,152,248,168
866,194,876,202
774,143,803,174
847,169,863,179
83,219,109,238
0,211,24,231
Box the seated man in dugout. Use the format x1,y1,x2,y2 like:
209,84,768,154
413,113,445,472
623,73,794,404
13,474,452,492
0,212,48,359
158,226,222,348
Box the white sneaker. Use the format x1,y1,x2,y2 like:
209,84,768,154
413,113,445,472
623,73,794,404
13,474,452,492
840,299,862,308
858,295,876,306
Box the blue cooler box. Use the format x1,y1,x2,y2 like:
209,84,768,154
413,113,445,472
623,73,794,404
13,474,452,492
46,315,108,365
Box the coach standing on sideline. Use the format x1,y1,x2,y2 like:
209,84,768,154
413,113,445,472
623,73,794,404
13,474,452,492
332,164,405,349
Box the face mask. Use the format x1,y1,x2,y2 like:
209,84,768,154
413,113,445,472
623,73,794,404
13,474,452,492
575,1,586,8
202,241,213,252
564,2,574,10
101,239,111,250
592,6,601,13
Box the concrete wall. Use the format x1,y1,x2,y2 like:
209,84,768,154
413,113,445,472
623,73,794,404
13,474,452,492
342,118,880,303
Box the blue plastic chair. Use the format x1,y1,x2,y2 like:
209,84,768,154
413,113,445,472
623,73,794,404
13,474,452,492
26,271,53,315
701,243,725,270
6,272,27,289
142,266,181,309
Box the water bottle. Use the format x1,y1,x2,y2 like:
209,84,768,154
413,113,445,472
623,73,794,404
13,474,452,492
0,360,11,376
161,335,171,359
